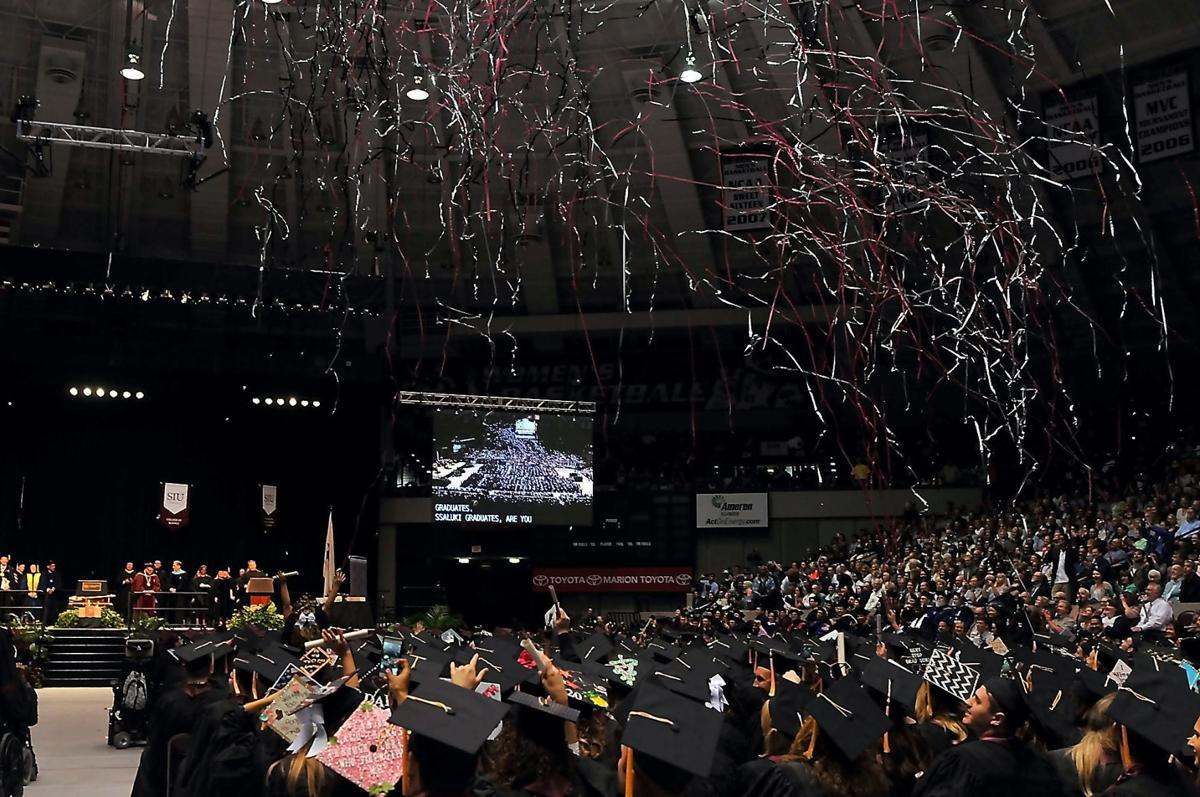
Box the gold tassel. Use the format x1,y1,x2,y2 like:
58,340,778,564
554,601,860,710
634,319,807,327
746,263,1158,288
804,724,819,760
1120,725,1133,772
623,745,635,797
769,655,777,697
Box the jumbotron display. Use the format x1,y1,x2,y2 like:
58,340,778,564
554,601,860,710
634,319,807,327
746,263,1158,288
432,409,593,525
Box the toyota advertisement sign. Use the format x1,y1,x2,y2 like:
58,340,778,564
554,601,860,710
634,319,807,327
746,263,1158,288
696,492,769,528
531,567,694,593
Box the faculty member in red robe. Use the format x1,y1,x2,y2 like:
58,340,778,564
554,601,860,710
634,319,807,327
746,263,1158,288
131,562,161,617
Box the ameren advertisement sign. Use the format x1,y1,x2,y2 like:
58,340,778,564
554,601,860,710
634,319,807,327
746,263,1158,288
696,492,769,528
531,568,693,593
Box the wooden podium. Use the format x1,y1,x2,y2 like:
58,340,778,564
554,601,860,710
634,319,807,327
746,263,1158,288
246,577,274,607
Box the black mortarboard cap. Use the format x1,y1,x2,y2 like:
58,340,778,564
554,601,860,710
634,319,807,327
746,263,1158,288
603,652,645,691
389,679,510,756
621,682,724,778
403,639,452,683
506,690,582,723
982,677,1028,728
644,640,681,662
173,632,237,664
470,635,522,663
707,635,748,661
1108,667,1200,757
806,677,890,761
233,643,300,684
577,632,614,663
350,638,382,674
1023,681,1082,749
649,662,710,703
1075,665,1118,701
766,679,814,739
858,655,923,713
1131,652,1189,692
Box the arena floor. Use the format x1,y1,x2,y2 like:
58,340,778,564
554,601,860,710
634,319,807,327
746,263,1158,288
29,688,139,797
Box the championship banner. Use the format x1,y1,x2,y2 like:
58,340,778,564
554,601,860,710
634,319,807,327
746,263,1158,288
531,567,693,593
720,151,772,232
696,492,768,528
1043,92,1102,181
1132,64,1193,164
261,484,278,529
159,482,190,529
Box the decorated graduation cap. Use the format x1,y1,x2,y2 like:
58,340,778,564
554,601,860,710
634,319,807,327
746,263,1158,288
922,647,980,703
951,643,1005,680
603,651,646,691
389,679,510,756
805,677,890,761
620,682,725,779
1107,666,1200,759
550,659,610,711
857,654,923,713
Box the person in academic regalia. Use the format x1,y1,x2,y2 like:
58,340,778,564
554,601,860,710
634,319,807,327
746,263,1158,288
131,563,161,618
129,646,230,797
166,560,188,624
116,562,137,620
1101,668,1200,797
191,565,215,627
911,678,1064,797
1047,693,1122,797
41,562,61,622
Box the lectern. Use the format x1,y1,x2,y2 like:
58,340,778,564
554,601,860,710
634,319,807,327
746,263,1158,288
246,577,275,607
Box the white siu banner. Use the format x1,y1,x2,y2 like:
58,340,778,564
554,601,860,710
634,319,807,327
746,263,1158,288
721,154,772,232
1044,93,1103,181
697,492,768,528
1133,66,1193,164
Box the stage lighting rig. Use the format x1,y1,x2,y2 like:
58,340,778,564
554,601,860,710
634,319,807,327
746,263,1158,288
10,101,218,189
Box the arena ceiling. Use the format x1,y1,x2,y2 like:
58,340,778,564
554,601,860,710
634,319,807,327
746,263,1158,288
1,0,1198,468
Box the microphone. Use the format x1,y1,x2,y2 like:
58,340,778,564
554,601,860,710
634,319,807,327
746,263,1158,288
274,571,300,580
303,628,372,650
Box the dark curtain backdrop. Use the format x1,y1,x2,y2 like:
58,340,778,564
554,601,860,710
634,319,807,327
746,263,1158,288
0,389,381,598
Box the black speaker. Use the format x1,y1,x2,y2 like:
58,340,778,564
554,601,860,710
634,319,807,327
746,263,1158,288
349,555,368,597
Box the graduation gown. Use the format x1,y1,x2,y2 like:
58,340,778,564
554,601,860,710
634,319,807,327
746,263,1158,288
1101,767,1200,797
1046,746,1122,797
911,738,1063,797
736,757,819,797
132,572,161,613
130,679,229,797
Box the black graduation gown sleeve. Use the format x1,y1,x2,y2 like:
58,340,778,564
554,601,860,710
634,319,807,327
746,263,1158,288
131,681,231,797
911,740,1066,797
1100,767,1200,797
735,758,819,797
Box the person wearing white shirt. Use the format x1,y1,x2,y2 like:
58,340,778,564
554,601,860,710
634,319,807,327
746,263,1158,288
1163,564,1185,602
1175,508,1200,541
1133,583,1174,640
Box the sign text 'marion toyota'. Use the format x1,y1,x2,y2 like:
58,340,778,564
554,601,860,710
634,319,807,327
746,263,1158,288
530,567,693,593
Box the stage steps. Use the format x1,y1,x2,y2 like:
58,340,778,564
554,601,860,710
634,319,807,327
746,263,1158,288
43,628,127,687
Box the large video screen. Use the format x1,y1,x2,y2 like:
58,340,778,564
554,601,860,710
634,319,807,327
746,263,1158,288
432,408,593,526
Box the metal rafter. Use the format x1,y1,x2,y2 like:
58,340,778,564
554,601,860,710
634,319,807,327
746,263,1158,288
395,391,596,414
16,120,205,158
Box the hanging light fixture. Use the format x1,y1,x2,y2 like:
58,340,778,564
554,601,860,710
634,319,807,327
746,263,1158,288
120,50,144,81
120,0,146,80
679,54,702,84
406,75,429,102
262,0,284,4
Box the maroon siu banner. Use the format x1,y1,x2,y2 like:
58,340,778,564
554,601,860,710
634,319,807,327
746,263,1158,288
159,482,191,529
531,567,693,593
